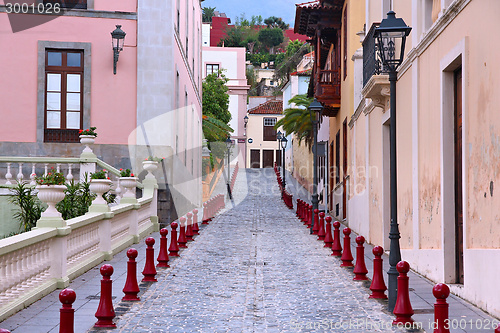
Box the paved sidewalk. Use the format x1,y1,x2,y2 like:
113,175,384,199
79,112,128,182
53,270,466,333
281,168,499,333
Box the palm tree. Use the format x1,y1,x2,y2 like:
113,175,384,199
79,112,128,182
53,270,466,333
202,114,233,142
202,7,216,23
274,94,314,148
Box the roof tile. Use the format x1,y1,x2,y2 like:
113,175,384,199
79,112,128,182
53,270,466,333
248,100,283,115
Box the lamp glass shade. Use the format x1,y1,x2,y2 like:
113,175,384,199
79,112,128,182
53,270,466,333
281,137,288,149
111,25,126,50
373,11,411,72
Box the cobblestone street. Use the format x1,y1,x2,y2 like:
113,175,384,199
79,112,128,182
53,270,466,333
104,169,405,333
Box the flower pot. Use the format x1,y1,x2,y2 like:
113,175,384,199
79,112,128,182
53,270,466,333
120,177,138,199
80,135,96,154
36,185,66,218
142,161,158,179
90,179,112,206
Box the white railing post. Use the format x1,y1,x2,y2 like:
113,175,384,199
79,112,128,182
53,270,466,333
49,230,70,289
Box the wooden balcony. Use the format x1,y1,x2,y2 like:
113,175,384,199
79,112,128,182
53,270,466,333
314,69,341,117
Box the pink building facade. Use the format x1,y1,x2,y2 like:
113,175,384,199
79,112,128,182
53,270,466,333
0,0,203,214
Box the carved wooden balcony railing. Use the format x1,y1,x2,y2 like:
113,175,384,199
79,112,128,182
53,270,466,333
314,68,341,116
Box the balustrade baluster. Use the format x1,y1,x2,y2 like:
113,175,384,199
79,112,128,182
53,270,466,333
5,163,12,184
30,163,37,185
67,164,74,181
44,163,49,176
17,163,23,182
56,163,61,173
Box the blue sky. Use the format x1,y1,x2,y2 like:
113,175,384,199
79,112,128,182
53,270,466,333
201,0,305,26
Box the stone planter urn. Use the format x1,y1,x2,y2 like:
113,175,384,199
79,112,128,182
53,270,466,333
36,185,66,218
79,135,96,154
120,177,138,203
142,160,158,179
89,179,112,205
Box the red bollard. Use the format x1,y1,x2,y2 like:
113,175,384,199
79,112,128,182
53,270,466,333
353,236,368,280
192,209,200,235
312,209,319,235
317,212,326,241
432,283,450,333
94,264,116,328
59,288,76,333
296,200,300,217
331,221,343,256
202,202,209,224
0,330,11,333
307,204,312,228
393,261,414,325
324,216,333,248
168,222,179,257
141,237,157,282
496,323,500,333
340,228,354,267
157,229,170,268
178,217,188,248
122,248,140,301
369,246,387,299
186,213,194,241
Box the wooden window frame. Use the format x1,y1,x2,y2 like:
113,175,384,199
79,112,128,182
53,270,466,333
206,64,220,76
44,49,84,143
263,117,277,141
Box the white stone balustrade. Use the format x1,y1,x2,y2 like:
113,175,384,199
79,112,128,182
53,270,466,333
0,158,81,186
0,161,159,322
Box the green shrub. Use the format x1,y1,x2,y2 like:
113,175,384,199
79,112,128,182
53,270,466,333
9,182,43,232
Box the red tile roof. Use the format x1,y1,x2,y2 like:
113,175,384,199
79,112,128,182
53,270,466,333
248,100,283,115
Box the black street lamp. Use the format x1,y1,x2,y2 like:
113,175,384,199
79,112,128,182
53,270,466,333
244,115,249,167
374,10,411,312
276,130,283,170
281,136,288,194
111,25,126,75
225,137,234,200
308,98,324,234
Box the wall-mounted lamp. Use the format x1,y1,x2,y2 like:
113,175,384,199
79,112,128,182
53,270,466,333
111,25,126,75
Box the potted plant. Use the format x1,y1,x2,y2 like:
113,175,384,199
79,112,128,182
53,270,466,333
119,168,137,200
79,127,97,153
89,169,112,206
35,168,66,218
142,156,163,178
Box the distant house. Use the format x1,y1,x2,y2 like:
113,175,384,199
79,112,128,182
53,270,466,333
246,100,284,168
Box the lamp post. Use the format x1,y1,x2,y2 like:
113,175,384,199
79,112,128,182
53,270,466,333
111,25,126,75
277,130,283,171
281,136,288,194
308,98,324,234
244,115,249,167
225,137,234,200
374,10,411,312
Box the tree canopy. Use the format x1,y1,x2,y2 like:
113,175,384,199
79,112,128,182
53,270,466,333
258,28,284,54
202,71,231,124
264,16,289,30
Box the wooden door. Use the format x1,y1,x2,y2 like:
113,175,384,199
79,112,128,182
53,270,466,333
329,142,334,211
263,150,274,168
454,67,464,284
250,149,260,168
342,119,347,220
276,149,281,168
